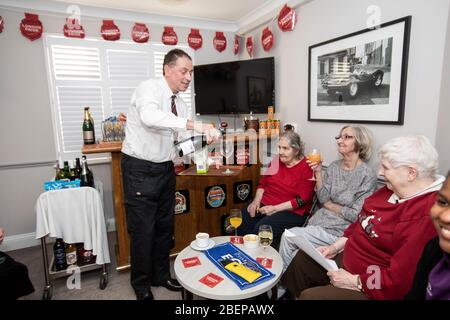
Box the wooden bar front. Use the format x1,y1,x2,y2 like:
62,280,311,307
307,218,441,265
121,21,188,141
82,134,267,271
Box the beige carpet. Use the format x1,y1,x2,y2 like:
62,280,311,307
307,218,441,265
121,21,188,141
6,232,182,300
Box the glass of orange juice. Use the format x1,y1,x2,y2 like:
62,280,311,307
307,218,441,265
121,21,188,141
306,149,321,181
229,209,243,236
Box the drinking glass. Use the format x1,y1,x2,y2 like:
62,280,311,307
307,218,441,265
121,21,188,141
229,209,242,236
258,224,273,266
306,149,321,181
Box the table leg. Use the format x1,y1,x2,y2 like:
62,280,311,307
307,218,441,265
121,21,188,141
182,288,193,300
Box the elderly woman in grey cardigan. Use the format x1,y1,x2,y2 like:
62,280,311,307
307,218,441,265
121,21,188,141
279,125,377,273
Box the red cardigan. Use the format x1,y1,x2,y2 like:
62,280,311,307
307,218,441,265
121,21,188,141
257,156,315,215
343,186,437,299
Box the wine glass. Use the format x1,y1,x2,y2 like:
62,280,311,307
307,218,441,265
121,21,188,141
229,209,242,236
306,149,321,181
220,137,235,174
258,224,273,266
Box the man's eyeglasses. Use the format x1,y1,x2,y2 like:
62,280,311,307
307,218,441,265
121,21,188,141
335,134,355,141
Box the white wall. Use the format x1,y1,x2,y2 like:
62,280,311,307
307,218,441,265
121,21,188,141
241,0,450,172
0,4,236,250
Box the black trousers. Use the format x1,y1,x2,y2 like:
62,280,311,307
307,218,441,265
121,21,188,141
0,251,35,299
121,153,175,295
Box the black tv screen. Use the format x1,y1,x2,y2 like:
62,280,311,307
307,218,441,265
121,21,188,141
193,57,275,115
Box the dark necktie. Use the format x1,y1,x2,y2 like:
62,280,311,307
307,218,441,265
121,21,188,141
171,95,178,116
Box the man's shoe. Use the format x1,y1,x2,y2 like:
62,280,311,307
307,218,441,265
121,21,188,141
136,290,154,300
160,278,182,291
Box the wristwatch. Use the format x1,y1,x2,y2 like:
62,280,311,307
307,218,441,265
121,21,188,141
356,275,364,292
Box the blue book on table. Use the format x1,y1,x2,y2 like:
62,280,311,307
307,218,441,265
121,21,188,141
204,242,275,290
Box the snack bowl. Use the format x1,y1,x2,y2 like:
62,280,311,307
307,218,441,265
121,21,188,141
243,234,260,250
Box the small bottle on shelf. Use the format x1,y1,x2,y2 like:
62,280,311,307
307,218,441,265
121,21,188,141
65,243,77,266
54,238,67,271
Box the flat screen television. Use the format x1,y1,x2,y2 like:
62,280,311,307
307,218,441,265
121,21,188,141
193,57,275,115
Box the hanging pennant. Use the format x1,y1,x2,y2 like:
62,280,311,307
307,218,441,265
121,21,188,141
64,18,85,39
188,28,202,50
233,35,240,55
0,16,4,34
101,20,120,41
20,13,43,41
132,23,149,43
261,27,274,51
246,36,253,57
278,4,297,32
213,32,227,52
162,26,178,45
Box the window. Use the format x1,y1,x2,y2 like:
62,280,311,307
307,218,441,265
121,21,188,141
44,35,194,162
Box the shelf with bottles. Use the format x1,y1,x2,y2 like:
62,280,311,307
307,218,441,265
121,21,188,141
51,239,98,277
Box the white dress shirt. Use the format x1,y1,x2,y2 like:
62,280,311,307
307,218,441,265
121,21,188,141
122,77,191,162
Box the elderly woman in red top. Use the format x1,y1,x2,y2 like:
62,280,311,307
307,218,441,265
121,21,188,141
237,130,315,247
281,135,445,299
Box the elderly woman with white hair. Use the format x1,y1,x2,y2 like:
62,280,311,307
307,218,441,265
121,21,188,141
281,135,445,300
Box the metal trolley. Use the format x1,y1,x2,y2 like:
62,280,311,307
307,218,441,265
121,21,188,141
36,185,110,300
40,237,108,300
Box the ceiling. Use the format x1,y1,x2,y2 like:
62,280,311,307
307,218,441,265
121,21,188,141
52,0,280,23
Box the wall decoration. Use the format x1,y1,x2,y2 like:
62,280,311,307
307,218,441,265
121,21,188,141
246,36,253,57
20,13,43,41
308,16,411,124
278,4,297,32
132,23,149,43
213,31,227,52
234,35,240,55
64,18,85,38
261,26,274,52
233,180,253,203
162,26,178,45
188,28,202,50
205,185,226,209
101,20,120,41
174,190,190,214
0,16,4,33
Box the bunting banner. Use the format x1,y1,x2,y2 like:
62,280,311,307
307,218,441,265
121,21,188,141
278,4,297,32
0,16,4,34
101,20,120,41
213,31,227,52
162,26,178,45
64,18,85,38
261,26,274,51
188,28,202,50
246,36,253,57
20,13,43,41
233,34,240,55
132,22,149,43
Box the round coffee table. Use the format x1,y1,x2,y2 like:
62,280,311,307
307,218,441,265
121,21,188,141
174,236,283,300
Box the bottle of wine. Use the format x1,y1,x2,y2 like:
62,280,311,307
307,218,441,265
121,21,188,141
54,160,61,181
80,156,94,187
54,238,67,271
82,107,95,145
174,135,208,157
69,160,78,181
75,157,82,179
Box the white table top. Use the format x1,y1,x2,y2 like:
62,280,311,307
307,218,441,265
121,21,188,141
174,236,283,300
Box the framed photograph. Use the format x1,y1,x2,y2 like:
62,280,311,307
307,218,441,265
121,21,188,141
308,16,411,124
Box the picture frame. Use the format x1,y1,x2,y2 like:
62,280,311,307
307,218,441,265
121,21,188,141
308,16,411,124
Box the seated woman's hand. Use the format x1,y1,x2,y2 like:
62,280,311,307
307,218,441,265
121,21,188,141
306,159,322,172
317,245,338,259
247,201,260,217
327,269,359,291
258,205,278,216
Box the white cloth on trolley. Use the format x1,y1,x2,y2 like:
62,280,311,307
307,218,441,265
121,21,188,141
35,187,111,265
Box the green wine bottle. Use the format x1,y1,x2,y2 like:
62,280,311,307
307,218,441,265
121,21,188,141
82,107,95,145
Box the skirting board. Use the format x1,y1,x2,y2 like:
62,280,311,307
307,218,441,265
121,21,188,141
1,218,117,252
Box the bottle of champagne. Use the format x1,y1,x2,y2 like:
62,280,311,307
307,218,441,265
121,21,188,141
69,160,78,181
54,238,67,271
174,135,208,157
80,156,94,187
82,107,95,145
62,161,70,180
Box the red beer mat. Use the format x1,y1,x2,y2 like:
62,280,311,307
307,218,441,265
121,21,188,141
199,273,224,288
256,257,273,268
182,256,201,268
230,236,243,244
